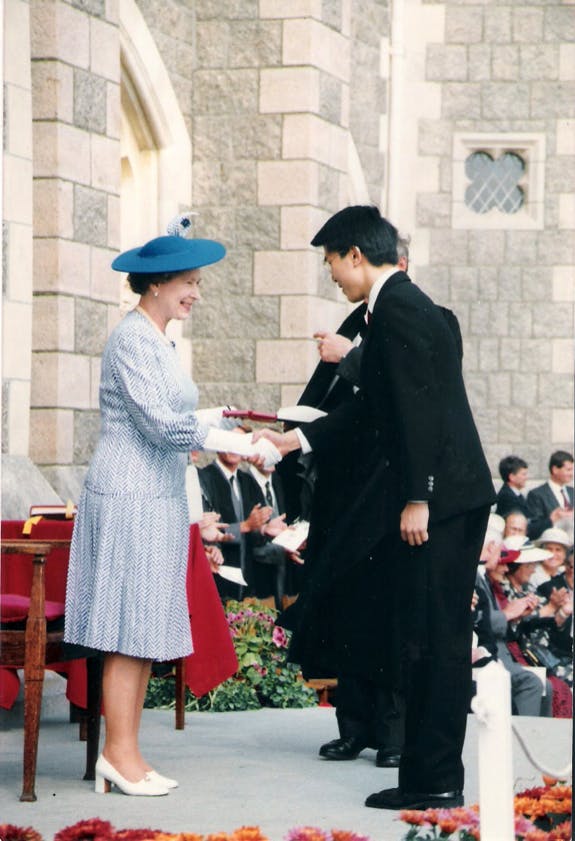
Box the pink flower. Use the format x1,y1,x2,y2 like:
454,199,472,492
272,626,288,648
514,815,536,835
284,829,329,841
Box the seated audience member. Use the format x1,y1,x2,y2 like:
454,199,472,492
503,511,528,539
501,537,573,705
198,428,272,601
536,546,574,687
527,450,574,541
247,462,294,610
488,512,505,539
186,450,232,573
474,531,552,716
496,456,532,524
530,527,571,588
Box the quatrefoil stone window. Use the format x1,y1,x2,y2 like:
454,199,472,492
452,133,545,230
465,151,525,214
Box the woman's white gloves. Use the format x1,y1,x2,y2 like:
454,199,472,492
203,428,282,469
195,406,240,431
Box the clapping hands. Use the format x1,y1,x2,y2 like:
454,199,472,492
503,594,538,621
199,511,232,543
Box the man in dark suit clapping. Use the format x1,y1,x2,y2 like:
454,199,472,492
198,430,272,601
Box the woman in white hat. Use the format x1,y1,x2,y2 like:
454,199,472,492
64,234,279,796
501,537,573,691
530,526,571,588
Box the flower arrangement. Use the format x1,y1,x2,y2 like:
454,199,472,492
0,825,43,841
0,821,372,841
285,830,370,841
399,780,571,840
145,599,317,713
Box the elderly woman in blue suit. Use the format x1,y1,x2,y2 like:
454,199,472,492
64,235,278,796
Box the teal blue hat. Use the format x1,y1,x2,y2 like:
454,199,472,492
111,235,226,274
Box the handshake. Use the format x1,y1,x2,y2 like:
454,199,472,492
198,407,295,469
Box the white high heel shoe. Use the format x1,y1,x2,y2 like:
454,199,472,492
146,770,179,789
95,754,169,796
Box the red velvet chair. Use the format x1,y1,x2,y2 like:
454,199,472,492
1,521,102,801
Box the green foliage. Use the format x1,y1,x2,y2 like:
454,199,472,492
144,598,318,713
144,674,177,710
207,678,261,712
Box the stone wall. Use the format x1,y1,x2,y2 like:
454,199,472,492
28,0,121,497
2,0,573,505
3,0,34,459
411,0,575,478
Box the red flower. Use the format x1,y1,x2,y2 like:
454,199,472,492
114,831,161,841
0,825,43,841
54,820,115,841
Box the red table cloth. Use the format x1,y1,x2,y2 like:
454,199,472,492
1,519,238,709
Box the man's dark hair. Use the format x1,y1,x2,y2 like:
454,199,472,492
549,450,574,472
499,455,528,483
310,205,398,266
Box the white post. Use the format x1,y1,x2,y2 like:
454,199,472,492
471,662,515,841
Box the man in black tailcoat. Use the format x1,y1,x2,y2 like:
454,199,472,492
279,297,406,768
255,205,495,811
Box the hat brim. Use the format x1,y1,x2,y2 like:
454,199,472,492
515,547,554,563
112,236,226,274
499,548,521,564
534,532,571,548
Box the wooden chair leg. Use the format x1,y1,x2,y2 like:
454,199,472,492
20,548,48,802
175,658,185,730
21,673,43,801
83,656,103,780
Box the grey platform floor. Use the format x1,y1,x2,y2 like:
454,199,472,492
0,675,571,841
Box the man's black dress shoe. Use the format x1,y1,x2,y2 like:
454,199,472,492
375,749,401,768
365,787,463,810
318,736,368,760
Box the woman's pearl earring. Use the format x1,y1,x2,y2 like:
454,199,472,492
153,291,158,297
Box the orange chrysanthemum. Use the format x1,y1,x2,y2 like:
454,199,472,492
398,811,429,827
230,828,268,841
524,829,550,841
549,819,573,840
437,818,459,834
